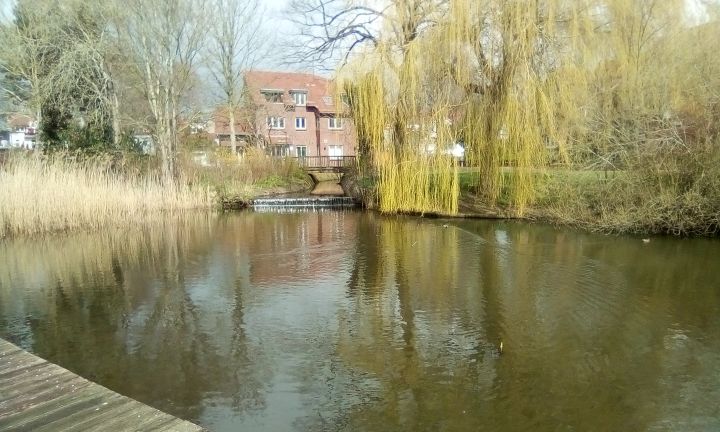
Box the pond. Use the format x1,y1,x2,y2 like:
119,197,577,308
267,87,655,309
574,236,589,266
1,211,719,431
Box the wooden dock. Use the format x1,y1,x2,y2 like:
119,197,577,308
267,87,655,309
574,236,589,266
0,338,204,432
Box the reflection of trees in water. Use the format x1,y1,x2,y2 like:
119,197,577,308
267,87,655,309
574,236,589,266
455,221,720,431
299,215,496,431
2,213,719,431
309,217,720,431
0,213,270,422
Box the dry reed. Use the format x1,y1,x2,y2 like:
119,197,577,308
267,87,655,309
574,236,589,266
0,153,215,238
180,147,310,200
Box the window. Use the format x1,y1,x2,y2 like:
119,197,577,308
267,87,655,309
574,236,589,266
295,146,307,157
266,116,285,129
295,117,306,130
291,91,307,106
328,145,343,160
262,91,282,103
270,145,290,157
328,117,343,130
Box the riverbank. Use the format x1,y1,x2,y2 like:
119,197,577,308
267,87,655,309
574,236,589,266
343,167,720,237
182,148,312,210
0,150,311,238
3,150,717,238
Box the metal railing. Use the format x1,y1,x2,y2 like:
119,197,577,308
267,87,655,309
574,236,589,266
290,155,356,169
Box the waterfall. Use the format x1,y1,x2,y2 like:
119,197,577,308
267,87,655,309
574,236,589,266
251,196,359,211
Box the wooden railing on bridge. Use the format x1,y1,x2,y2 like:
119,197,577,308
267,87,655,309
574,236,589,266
290,156,356,171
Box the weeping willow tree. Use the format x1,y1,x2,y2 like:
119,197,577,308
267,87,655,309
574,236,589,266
336,0,462,215
336,0,574,215
331,0,713,219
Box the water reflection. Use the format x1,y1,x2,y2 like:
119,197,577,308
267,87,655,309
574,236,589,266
1,212,719,431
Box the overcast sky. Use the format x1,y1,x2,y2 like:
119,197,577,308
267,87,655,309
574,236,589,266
2,0,712,29
0,0,16,21
1,0,714,64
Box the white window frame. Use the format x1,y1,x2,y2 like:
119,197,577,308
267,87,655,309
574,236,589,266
295,145,308,157
266,116,285,129
291,91,307,106
328,117,343,130
328,144,343,160
295,117,307,130
270,144,290,157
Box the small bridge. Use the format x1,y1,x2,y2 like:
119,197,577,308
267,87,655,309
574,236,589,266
291,156,356,173
283,156,356,197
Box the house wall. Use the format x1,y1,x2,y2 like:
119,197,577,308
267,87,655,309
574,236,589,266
257,104,355,158
316,114,355,158
9,132,35,149
241,71,356,159
211,72,358,158
259,102,318,154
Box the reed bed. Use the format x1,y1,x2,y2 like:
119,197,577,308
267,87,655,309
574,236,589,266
0,153,215,238
180,147,311,200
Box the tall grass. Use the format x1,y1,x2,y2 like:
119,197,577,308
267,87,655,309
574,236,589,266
0,153,215,238
180,147,311,200
538,145,720,236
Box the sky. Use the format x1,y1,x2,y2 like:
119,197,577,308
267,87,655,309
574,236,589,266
0,0,16,21
1,0,712,29
0,0,714,71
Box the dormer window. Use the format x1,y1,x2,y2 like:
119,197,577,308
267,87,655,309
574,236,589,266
290,91,307,106
261,90,283,103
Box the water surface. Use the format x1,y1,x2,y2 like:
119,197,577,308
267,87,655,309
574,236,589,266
1,211,719,431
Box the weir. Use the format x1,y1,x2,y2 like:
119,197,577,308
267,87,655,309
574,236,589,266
252,196,359,211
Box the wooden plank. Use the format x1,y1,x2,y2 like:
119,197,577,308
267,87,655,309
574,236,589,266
0,338,205,432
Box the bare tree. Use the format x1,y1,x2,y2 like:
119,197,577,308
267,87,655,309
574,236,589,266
0,0,58,145
207,0,268,155
287,0,447,69
47,1,124,146
0,72,15,130
287,0,384,68
0,0,127,148
116,0,207,181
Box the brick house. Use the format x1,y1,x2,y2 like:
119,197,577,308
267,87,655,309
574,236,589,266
214,71,356,159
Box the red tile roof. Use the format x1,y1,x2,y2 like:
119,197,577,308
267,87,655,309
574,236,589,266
243,70,339,112
8,114,34,130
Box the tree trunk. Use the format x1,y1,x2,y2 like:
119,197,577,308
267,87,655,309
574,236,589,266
35,106,42,150
111,91,121,147
157,111,177,183
158,129,176,183
229,108,237,154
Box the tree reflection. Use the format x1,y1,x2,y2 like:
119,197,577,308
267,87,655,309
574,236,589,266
308,217,720,431
0,214,270,423
1,213,720,431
